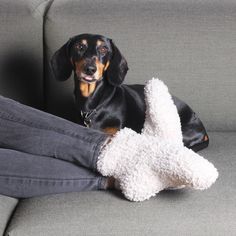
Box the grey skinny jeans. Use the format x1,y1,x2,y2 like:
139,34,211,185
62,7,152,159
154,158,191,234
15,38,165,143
0,95,110,198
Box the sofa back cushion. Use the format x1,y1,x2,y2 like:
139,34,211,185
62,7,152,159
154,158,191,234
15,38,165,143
44,0,236,131
0,0,51,109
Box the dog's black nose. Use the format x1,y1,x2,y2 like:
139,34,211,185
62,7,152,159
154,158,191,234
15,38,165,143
84,65,97,75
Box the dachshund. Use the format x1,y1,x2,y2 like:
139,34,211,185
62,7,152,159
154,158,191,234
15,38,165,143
50,33,209,152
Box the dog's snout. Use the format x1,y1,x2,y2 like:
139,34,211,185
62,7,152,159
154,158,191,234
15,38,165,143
84,64,97,75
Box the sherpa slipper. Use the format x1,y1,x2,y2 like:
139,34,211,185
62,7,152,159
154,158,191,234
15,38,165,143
97,78,218,201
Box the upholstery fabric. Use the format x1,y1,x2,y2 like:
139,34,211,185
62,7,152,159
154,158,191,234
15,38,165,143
1,0,236,235
0,196,18,235
44,0,236,130
0,0,53,109
5,132,236,236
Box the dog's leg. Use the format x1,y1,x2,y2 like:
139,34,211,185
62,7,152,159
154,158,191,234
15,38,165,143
102,127,119,135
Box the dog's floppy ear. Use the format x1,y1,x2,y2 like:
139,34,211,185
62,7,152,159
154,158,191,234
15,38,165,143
106,40,128,86
50,39,73,81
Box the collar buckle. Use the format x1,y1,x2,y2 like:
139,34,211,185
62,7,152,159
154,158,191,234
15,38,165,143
80,109,96,128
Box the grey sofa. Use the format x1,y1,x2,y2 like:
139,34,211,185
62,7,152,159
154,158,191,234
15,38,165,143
0,0,236,235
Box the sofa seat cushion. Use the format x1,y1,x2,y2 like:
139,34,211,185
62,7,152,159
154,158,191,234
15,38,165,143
5,132,236,236
0,195,18,235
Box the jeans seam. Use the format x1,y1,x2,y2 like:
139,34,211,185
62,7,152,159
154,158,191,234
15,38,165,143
0,175,100,181
91,135,109,171
97,177,102,190
0,112,96,143
98,177,107,190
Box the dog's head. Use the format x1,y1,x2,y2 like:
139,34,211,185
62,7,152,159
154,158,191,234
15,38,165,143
50,34,128,95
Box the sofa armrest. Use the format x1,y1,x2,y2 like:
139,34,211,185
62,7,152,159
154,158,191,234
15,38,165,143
0,195,18,235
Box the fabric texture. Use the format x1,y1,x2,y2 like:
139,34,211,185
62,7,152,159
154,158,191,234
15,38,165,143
1,0,236,234
0,149,107,198
44,0,236,130
0,0,53,109
0,94,110,198
97,79,218,201
5,132,236,235
0,195,18,236
142,79,183,146
0,95,108,171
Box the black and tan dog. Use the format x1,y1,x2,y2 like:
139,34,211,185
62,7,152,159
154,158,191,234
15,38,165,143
50,33,209,152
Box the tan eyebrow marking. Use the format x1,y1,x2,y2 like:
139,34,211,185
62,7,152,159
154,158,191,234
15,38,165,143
96,40,104,46
81,39,87,45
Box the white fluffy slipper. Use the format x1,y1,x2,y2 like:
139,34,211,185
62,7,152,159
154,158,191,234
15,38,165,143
142,78,183,146
141,78,218,189
97,128,172,201
97,78,219,202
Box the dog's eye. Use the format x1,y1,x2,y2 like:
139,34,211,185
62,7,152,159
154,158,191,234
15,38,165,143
75,43,86,52
98,46,108,55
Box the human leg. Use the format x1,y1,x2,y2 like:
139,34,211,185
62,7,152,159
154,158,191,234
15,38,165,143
0,87,218,202
0,148,108,198
0,95,109,171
